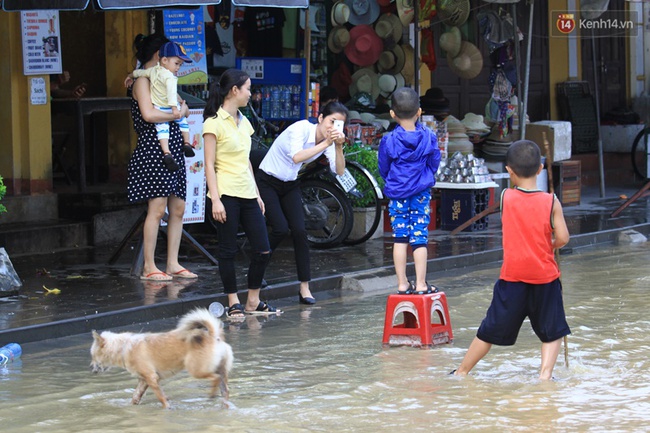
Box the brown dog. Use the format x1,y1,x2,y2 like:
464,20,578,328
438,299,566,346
90,308,233,408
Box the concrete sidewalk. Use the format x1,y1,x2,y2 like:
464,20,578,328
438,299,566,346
1,185,649,344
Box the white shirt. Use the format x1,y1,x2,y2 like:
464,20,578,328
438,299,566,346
259,119,337,181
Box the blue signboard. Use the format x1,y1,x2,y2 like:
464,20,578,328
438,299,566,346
163,9,208,85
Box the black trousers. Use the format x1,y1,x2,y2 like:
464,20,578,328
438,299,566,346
256,171,311,282
214,195,270,294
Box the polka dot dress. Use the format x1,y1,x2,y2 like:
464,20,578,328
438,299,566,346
127,97,186,203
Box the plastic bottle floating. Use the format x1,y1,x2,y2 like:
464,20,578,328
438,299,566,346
0,343,22,366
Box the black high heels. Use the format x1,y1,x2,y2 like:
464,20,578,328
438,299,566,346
299,293,316,305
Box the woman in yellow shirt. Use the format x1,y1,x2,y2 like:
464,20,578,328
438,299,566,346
203,68,279,318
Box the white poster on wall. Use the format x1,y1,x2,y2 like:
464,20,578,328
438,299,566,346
21,10,63,76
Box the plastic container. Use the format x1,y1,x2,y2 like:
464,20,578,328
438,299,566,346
0,343,22,365
208,302,225,318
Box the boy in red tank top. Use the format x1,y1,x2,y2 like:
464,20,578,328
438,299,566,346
453,140,570,380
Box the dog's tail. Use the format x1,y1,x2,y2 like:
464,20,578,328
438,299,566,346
176,308,223,346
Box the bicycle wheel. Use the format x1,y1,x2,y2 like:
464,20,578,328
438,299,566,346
631,127,650,179
342,161,384,245
301,179,353,249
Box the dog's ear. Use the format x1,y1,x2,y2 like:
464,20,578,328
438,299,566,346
92,330,104,345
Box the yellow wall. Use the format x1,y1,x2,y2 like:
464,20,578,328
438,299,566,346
104,11,148,179
547,0,581,119
0,12,53,195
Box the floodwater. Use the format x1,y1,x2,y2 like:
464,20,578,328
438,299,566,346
2,242,650,432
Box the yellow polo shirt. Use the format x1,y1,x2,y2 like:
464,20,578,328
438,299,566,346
203,107,257,199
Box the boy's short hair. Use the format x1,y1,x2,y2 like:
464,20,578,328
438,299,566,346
391,87,420,119
506,140,542,178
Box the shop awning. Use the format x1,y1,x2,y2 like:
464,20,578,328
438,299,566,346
2,0,309,11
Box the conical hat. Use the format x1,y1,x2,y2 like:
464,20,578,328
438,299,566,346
439,26,461,57
447,41,483,80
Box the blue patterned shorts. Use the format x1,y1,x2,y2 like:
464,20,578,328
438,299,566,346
388,189,431,247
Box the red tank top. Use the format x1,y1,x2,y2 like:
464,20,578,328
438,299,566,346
499,187,560,283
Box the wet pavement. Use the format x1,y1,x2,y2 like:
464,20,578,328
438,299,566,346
1,185,650,344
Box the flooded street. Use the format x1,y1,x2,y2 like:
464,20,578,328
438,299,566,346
2,242,649,432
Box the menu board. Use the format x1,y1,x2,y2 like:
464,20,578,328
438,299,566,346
182,109,206,224
20,10,63,76
163,9,208,85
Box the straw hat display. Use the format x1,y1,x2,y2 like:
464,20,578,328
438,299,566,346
344,0,381,25
359,112,391,130
447,41,483,80
344,25,383,66
376,45,405,75
439,26,461,57
445,115,474,154
349,67,380,102
331,1,351,27
400,43,415,85
378,73,405,98
396,0,415,26
374,13,403,44
328,26,350,53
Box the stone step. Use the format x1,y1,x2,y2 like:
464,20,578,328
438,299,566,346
0,219,91,256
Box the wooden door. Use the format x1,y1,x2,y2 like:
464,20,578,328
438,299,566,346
580,0,627,116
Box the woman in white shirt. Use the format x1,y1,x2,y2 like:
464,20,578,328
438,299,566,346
256,102,348,305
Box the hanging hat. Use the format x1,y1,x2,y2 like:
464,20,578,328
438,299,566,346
374,13,403,44
378,73,405,97
328,26,351,53
344,25,383,66
396,0,415,26
400,43,415,85
439,26,461,57
331,1,351,27
448,41,483,80
344,0,381,26
349,67,380,102
376,45,405,75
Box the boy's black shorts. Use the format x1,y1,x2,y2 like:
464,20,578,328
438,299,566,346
476,278,571,346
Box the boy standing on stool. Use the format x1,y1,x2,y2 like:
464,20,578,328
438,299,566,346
453,140,570,380
378,87,441,295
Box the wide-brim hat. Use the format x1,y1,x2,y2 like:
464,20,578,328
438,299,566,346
448,41,483,80
328,26,351,53
378,73,405,97
348,110,364,123
420,87,450,107
439,26,461,57
344,25,383,67
461,113,490,132
400,43,415,85
331,1,351,27
349,67,380,102
359,112,391,130
376,45,405,75
331,62,353,101
374,13,403,44
396,0,415,26
345,0,381,26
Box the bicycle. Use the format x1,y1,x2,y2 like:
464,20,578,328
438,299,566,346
631,125,650,179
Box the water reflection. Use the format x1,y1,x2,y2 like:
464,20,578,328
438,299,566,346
2,243,650,432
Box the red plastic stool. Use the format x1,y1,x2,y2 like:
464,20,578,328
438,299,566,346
382,292,453,348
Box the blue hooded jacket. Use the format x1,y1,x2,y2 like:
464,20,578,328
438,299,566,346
378,123,441,199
